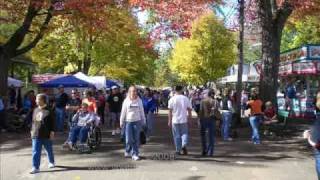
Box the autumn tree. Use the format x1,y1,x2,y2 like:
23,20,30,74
250,0,320,103
169,13,236,85
0,0,127,97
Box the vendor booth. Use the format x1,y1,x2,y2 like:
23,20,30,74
278,44,320,119
39,75,94,88
217,64,260,90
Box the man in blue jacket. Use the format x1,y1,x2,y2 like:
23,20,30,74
142,88,157,141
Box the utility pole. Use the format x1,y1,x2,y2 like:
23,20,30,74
235,0,245,125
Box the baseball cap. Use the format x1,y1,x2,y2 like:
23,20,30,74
111,86,118,90
58,85,64,88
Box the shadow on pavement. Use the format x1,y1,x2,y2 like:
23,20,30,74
38,164,136,173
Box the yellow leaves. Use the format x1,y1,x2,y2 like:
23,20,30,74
169,12,236,85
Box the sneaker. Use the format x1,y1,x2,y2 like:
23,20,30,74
253,141,261,145
67,142,75,151
29,168,39,174
112,130,116,136
132,155,140,161
182,147,188,155
175,151,181,156
48,163,55,168
124,152,131,158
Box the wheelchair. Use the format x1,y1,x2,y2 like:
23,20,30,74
62,114,102,153
87,123,102,150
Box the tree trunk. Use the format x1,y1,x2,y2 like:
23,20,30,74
257,0,293,105
0,0,53,98
83,56,91,75
0,50,10,99
235,0,245,124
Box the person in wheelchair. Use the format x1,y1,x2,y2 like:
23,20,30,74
68,103,94,151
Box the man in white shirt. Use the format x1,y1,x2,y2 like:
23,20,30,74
168,86,192,155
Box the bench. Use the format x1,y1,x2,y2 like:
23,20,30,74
277,110,289,127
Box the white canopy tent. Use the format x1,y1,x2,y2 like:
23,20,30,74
8,77,23,87
218,63,260,84
73,72,106,90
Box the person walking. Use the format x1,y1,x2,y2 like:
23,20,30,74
82,90,97,114
168,85,193,155
199,90,217,156
54,85,69,132
97,90,106,124
304,90,320,179
30,94,55,174
120,86,146,161
142,88,157,141
247,93,263,145
63,90,82,147
107,86,123,136
220,89,233,141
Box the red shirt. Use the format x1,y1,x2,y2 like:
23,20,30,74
82,98,97,113
264,107,276,119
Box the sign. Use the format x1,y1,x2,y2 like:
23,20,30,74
317,62,320,72
279,63,292,76
292,62,316,74
32,74,65,84
280,47,307,63
310,46,320,59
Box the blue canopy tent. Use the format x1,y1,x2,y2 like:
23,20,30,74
106,79,120,88
40,75,94,88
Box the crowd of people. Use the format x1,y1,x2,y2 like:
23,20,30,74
0,83,319,178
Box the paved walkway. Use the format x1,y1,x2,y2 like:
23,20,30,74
0,110,317,180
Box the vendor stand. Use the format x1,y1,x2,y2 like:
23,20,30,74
278,44,320,119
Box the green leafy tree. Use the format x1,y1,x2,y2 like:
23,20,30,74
169,13,236,85
281,15,320,51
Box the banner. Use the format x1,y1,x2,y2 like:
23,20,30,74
292,62,316,74
32,74,65,84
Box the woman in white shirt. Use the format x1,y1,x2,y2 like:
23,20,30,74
120,86,146,161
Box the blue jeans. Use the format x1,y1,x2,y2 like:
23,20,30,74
32,138,55,170
221,111,232,140
111,112,121,129
200,117,215,155
70,126,90,144
146,112,154,138
55,107,65,132
172,123,189,152
249,115,261,144
125,121,142,156
315,149,320,179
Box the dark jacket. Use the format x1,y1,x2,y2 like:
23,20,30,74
31,105,55,139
